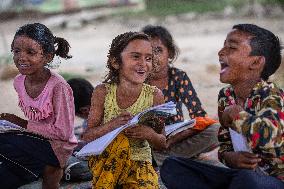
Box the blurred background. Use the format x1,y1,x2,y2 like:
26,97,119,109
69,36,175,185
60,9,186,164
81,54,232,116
0,0,284,118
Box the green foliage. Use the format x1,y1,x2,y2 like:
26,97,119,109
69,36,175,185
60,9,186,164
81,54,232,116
59,72,83,81
0,55,13,65
145,0,228,16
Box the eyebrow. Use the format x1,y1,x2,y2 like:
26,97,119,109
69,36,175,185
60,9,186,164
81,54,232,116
227,38,240,44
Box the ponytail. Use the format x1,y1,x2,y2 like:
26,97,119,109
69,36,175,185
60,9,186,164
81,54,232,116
54,37,72,59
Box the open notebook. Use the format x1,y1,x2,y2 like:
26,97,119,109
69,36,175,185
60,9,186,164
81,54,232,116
0,120,25,133
76,101,176,158
165,119,196,137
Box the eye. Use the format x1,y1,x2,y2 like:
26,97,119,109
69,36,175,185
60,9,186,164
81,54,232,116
27,49,38,56
132,54,140,60
12,49,20,55
229,45,237,49
145,56,153,62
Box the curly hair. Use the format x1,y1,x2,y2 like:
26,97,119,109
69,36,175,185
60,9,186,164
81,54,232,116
103,32,151,84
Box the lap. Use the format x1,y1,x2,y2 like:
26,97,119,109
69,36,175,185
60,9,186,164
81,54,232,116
153,123,220,166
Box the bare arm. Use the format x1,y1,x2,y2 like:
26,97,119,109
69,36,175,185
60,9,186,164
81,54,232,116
81,84,132,142
124,87,167,150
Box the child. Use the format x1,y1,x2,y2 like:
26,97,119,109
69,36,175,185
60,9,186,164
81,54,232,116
81,32,166,189
160,24,284,189
142,25,219,166
0,23,77,189
67,78,94,137
62,78,94,182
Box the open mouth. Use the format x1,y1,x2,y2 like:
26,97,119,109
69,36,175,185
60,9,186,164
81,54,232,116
220,61,228,74
136,70,146,75
18,63,31,68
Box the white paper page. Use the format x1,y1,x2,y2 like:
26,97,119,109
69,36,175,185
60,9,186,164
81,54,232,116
229,128,251,152
76,122,133,157
0,120,25,132
165,119,195,136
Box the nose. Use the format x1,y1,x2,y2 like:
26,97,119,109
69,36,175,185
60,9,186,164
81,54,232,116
218,47,225,57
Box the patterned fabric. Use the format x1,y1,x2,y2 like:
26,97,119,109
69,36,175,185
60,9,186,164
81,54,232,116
103,83,154,162
163,67,207,124
88,134,158,189
218,80,284,181
13,71,77,167
88,83,159,188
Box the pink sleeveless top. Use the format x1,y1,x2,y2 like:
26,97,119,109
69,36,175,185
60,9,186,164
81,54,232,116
13,71,78,167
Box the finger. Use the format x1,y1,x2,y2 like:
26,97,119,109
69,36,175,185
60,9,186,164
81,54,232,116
242,157,262,165
239,162,258,169
241,152,259,158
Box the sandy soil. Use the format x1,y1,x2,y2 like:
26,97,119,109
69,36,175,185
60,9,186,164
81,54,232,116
1,15,284,120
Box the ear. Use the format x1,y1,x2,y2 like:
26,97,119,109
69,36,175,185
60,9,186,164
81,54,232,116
110,58,119,70
249,56,265,71
45,53,54,64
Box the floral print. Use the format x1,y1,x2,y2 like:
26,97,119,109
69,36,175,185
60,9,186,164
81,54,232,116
218,80,284,181
163,67,207,124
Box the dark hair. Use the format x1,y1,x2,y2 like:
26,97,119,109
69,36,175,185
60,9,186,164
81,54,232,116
67,78,94,114
141,25,179,63
104,31,151,84
11,23,72,60
233,24,282,80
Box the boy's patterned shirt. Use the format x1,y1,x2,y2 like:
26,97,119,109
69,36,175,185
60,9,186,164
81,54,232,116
218,80,284,181
163,67,207,124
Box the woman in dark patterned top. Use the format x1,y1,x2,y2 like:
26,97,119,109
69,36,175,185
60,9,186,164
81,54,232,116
142,25,219,166
161,24,284,189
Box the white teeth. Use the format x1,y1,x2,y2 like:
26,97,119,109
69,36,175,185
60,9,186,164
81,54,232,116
19,64,30,68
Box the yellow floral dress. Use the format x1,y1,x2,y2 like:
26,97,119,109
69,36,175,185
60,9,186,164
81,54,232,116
88,83,159,189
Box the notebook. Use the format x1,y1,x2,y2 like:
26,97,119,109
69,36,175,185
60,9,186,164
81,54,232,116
76,101,177,157
165,119,196,137
0,120,25,133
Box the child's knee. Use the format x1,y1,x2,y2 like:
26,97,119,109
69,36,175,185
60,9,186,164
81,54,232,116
42,166,63,189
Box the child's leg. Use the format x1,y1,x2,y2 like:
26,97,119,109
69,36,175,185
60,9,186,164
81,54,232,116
0,161,26,189
88,134,131,189
122,161,159,189
42,165,63,189
0,134,44,187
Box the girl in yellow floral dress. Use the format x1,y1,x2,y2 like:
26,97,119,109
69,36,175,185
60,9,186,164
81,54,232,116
82,32,166,189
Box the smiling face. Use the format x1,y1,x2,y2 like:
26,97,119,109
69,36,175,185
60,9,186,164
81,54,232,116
118,39,153,85
218,29,258,85
151,37,170,73
12,36,51,76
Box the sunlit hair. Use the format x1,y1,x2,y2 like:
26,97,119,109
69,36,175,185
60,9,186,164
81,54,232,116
103,32,151,84
11,23,72,62
142,25,179,63
233,24,282,80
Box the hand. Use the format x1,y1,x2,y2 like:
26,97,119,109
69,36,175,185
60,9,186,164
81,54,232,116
106,112,133,130
221,105,243,129
223,151,262,169
124,125,154,140
0,113,27,128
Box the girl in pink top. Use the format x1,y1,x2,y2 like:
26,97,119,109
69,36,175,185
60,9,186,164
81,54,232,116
0,23,77,189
